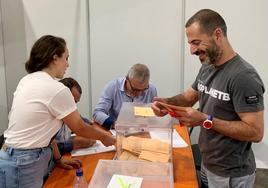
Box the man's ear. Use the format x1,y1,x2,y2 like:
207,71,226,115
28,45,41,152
214,27,223,40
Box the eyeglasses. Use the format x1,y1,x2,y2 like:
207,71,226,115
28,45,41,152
126,76,149,93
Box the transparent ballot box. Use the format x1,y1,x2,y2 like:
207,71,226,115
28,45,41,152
88,160,174,188
115,102,173,163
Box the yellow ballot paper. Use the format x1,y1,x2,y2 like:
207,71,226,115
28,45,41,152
134,106,155,117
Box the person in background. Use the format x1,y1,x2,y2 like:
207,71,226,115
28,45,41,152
56,77,95,155
0,35,115,188
93,63,157,130
152,9,264,188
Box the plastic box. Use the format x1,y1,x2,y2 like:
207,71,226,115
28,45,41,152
88,160,173,188
115,102,173,163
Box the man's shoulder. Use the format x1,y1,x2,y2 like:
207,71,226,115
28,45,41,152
228,55,261,80
148,83,157,92
110,77,124,84
149,83,156,89
105,77,124,90
227,55,255,71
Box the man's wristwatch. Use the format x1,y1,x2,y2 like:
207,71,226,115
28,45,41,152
202,115,213,129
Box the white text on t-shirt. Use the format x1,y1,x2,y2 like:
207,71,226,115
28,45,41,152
198,83,230,101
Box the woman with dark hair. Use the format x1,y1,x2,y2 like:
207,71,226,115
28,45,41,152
0,35,115,188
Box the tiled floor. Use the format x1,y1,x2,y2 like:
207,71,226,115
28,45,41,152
254,168,268,188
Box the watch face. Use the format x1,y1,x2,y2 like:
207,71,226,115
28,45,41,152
203,120,212,129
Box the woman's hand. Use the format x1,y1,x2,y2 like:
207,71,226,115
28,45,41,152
100,132,116,147
73,137,96,150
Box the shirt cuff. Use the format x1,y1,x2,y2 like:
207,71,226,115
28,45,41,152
102,116,114,130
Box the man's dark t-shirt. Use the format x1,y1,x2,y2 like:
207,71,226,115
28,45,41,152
192,55,265,177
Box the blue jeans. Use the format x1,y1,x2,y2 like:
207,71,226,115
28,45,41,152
0,144,52,188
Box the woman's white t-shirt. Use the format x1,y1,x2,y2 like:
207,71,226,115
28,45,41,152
4,71,77,149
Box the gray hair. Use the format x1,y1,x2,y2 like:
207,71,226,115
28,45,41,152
127,63,150,83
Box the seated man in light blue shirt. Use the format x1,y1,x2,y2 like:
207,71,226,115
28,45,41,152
93,63,157,130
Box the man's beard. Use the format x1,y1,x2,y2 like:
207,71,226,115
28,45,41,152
196,40,223,65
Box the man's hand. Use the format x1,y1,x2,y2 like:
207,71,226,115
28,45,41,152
151,97,169,117
56,158,82,170
170,106,207,127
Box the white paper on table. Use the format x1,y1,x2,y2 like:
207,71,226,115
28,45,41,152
150,130,188,148
172,130,188,148
71,140,115,157
107,174,143,188
110,129,116,136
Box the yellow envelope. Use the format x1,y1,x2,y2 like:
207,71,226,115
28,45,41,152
134,106,155,117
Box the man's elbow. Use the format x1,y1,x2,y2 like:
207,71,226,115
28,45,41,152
252,135,263,143
252,129,264,143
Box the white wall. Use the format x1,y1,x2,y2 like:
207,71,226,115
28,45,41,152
89,0,184,109
0,0,27,134
0,2,8,134
184,0,268,168
22,0,91,117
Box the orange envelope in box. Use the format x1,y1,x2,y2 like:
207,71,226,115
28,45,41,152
141,138,170,154
139,150,170,163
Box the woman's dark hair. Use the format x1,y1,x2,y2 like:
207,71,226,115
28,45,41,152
25,35,66,73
